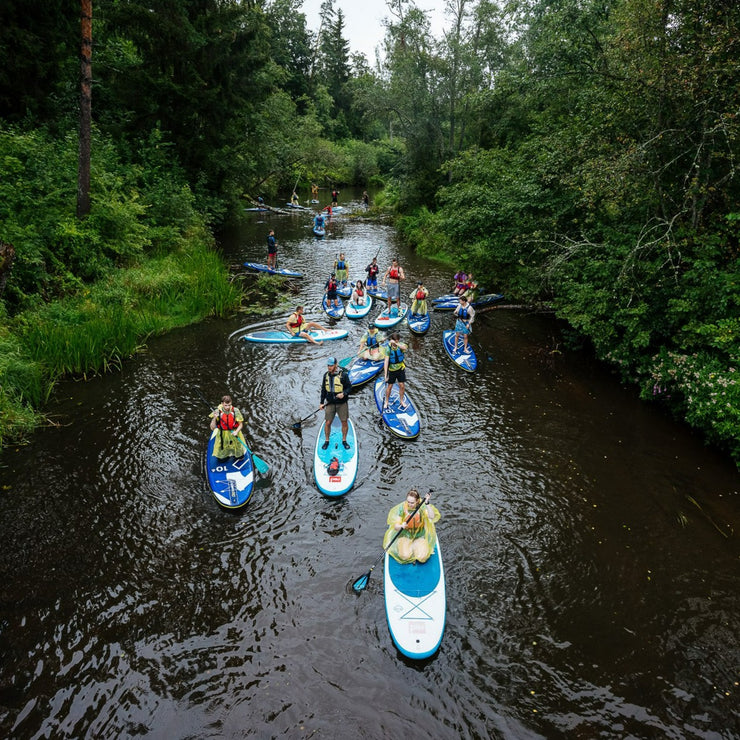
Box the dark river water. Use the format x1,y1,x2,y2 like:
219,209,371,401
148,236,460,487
1,188,739,739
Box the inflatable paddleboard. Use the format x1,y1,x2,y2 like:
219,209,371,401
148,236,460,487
347,357,384,387
384,540,445,660
206,430,255,509
374,303,408,330
243,262,303,278
407,311,431,335
241,329,348,344
433,293,504,310
367,286,389,302
322,294,345,319
373,375,420,439
313,416,358,496
442,329,477,372
346,298,373,320
313,225,326,237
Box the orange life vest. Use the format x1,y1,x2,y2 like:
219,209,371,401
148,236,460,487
403,501,424,532
217,407,238,430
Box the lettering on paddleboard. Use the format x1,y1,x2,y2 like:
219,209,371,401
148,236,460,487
329,476,342,482
409,622,427,634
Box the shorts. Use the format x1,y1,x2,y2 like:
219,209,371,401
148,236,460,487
324,401,349,422
387,282,400,301
387,367,406,384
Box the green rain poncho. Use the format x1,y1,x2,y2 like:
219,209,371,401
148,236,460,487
209,404,247,459
383,500,441,564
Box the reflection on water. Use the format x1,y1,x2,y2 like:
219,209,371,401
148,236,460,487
1,190,738,738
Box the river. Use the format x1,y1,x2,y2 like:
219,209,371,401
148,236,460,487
1,188,738,739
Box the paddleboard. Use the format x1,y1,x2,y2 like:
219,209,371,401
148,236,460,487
313,225,326,237
241,329,348,344
367,286,389,301
433,293,504,310
243,262,303,278
322,294,345,319
285,202,310,210
345,298,373,320
384,541,445,660
314,416,358,496
336,282,353,299
374,303,408,330
432,293,458,303
442,329,477,372
373,375,420,439
347,357,384,387
407,311,431,335
206,430,255,509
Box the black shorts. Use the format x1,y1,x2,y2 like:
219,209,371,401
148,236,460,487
387,367,406,384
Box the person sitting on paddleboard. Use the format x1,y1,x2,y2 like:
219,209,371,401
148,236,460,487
365,257,380,290
381,258,405,311
266,229,278,269
463,273,478,301
383,489,440,564
383,332,409,412
409,281,429,316
286,305,327,345
334,253,349,286
319,357,352,450
209,395,247,464
453,270,467,296
351,279,368,307
314,213,325,231
453,295,475,353
358,323,383,361
325,273,341,309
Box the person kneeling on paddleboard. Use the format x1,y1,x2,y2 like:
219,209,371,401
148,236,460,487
209,395,247,464
409,280,429,316
383,490,441,564
319,357,352,450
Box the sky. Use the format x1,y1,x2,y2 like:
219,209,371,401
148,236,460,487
299,0,446,63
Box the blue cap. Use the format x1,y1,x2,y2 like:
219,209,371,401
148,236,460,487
327,356,337,365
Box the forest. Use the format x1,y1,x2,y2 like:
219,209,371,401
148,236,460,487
0,0,738,465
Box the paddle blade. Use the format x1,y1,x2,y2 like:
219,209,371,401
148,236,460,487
351,572,371,593
338,357,353,368
252,453,270,475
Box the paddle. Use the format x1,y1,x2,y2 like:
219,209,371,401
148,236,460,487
351,491,432,594
195,389,270,475
291,408,320,430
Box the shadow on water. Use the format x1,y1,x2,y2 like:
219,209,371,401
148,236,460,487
1,188,739,739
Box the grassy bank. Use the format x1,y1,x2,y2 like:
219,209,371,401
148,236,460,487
0,227,241,448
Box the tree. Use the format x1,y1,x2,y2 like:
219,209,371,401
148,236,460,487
77,0,92,219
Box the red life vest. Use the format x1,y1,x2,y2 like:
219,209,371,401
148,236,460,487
389,267,399,279
218,407,238,430
288,313,304,330
416,289,425,300
328,278,337,291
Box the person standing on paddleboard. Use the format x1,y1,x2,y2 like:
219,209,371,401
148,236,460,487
381,258,405,312
453,295,475,353
383,332,409,412
285,306,327,345
365,257,380,290
334,253,349,287
325,272,341,310
266,229,278,269
319,357,352,450
383,489,440,564
209,395,247,464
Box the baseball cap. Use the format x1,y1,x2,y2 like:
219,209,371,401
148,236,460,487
327,356,337,365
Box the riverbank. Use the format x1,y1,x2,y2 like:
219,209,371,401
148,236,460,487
0,226,241,449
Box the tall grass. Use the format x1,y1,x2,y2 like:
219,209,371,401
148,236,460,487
1,234,240,447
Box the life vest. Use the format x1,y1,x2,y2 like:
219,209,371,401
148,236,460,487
324,372,345,398
336,259,346,270
457,306,470,320
288,313,304,330
455,273,467,287
403,501,424,532
364,331,379,348
217,406,238,430
415,288,426,300
327,457,340,475
327,277,337,291
367,263,379,277
389,267,399,280
388,346,405,366
355,287,364,297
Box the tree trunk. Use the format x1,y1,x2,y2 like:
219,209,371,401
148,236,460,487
77,0,92,219
0,242,16,299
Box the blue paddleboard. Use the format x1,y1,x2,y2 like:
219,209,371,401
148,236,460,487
442,329,477,372
373,375,420,439
313,416,358,496
241,329,348,344
407,311,431,335
347,357,384,387
206,430,255,509
374,303,408,330
322,294,345,319
243,262,303,278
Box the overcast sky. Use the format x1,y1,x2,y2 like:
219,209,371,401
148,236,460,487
299,0,446,62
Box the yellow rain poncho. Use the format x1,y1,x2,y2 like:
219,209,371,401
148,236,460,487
209,404,247,459
383,500,441,564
